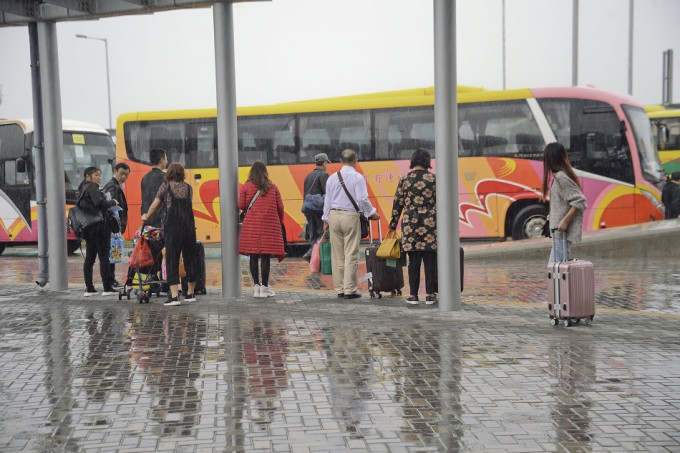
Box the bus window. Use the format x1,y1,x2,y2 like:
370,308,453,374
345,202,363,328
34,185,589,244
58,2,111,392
187,121,217,168
62,132,114,191
538,99,634,184
238,115,294,166
458,100,543,159
375,107,434,161
124,120,188,167
299,110,371,163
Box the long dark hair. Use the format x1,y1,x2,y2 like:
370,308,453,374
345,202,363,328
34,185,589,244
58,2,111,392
247,161,271,194
541,142,581,200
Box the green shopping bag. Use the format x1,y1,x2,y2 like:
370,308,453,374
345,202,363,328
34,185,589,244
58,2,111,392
386,253,407,268
320,235,332,275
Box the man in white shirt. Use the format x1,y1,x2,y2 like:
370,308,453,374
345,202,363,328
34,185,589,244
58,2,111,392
323,149,379,299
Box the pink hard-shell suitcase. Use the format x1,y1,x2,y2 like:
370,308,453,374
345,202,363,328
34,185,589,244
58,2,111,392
547,231,595,327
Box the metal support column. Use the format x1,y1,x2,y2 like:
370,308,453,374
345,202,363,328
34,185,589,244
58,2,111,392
572,0,579,86
434,0,461,311
213,1,241,299
627,0,634,95
29,23,49,287
37,21,68,291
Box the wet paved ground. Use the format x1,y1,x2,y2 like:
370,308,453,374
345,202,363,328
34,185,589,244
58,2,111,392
0,246,679,452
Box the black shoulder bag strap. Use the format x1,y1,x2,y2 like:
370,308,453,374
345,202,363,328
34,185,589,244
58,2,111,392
337,171,361,214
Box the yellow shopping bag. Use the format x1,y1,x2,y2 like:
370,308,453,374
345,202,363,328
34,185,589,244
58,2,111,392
376,230,401,259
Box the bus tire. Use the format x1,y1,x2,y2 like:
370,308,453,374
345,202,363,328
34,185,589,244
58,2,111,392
511,204,548,241
0,243,5,255
67,240,82,255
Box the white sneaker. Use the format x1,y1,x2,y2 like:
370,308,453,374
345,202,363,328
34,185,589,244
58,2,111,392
101,291,118,296
84,289,98,297
253,284,264,298
260,286,275,297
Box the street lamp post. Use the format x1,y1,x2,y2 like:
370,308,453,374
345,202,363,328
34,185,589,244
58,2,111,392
75,34,112,129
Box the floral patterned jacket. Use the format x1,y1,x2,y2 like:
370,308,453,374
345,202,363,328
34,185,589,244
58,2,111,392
388,169,437,252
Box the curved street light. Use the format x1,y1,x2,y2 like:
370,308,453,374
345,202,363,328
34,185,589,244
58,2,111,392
75,34,112,129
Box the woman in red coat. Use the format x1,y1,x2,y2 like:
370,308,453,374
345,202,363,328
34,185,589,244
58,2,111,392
239,161,285,298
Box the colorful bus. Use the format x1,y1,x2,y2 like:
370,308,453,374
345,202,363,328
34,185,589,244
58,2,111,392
0,119,116,255
646,104,680,174
116,86,665,250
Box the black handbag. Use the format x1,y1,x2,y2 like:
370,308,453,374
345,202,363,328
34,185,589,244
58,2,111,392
337,172,370,239
68,205,104,239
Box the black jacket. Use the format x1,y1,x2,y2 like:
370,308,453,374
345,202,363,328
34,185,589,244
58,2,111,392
77,181,116,218
141,168,166,227
103,177,128,233
303,167,329,197
662,180,680,219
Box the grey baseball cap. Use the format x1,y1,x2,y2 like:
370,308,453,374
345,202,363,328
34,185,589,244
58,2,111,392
315,153,331,163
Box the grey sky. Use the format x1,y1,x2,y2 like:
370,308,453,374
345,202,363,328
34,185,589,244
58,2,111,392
0,0,678,130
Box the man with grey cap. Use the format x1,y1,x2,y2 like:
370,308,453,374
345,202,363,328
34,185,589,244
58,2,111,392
301,152,331,261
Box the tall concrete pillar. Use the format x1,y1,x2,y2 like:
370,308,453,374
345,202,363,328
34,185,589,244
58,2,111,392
38,21,68,291
213,1,241,299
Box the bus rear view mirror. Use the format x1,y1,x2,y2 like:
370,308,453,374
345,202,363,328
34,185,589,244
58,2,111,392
16,158,26,173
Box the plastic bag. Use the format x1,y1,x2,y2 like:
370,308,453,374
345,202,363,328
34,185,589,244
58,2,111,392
109,233,124,263
309,239,321,273
128,237,154,268
320,235,332,275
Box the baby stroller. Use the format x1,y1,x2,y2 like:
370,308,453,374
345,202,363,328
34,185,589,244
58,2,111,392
119,225,166,303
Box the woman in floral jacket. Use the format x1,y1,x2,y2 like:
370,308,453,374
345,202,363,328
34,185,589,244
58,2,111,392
388,148,437,305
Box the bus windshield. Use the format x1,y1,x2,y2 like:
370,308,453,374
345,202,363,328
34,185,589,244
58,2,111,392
623,105,665,186
61,132,115,194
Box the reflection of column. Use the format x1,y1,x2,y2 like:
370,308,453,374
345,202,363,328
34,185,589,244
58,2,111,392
224,316,246,449
438,329,464,449
138,313,207,437
549,340,595,451
41,307,78,451
82,310,132,402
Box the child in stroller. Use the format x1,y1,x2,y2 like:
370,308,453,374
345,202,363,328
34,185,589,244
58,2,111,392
119,225,167,303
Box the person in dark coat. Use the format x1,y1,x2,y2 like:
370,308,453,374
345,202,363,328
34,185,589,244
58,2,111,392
239,161,285,299
301,153,330,262
388,149,438,305
140,147,168,291
103,162,130,287
661,171,680,219
141,148,168,228
142,163,197,306
79,166,119,297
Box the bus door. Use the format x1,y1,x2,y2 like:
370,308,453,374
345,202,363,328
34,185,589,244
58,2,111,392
0,124,33,239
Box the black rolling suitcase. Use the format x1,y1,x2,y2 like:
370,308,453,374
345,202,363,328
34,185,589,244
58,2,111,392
365,220,404,298
182,240,207,295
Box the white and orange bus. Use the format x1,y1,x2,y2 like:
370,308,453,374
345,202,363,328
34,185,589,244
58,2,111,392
0,119,115,255
116,86,665,251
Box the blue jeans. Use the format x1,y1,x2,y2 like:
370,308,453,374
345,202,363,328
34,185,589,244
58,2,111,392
549,235,572,263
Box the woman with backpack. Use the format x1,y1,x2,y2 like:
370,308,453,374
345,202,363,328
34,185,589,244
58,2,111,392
78,166,119,297
142,162,197,306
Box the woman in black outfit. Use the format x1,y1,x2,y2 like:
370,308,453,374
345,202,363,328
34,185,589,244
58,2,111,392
79,166,118,296
142,163,197,306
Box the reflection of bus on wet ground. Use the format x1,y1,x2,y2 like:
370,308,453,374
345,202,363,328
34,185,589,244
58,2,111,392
0,119,116,255
646,104,680,174
116,85,665,252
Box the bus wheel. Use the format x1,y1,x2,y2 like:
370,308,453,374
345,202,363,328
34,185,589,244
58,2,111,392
67,240,82,255
511,205,547,240
0,243,5,255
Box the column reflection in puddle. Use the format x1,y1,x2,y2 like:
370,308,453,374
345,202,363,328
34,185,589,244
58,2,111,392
82,310,133,402
129,311,207,437
40,306,78,451
548,338,595,450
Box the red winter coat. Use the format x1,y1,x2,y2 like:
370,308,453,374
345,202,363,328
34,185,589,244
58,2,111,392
238,181,285,261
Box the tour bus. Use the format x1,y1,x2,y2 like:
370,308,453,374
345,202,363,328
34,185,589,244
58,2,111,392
0,119,116,255
116,85,665,250
645,104,680,174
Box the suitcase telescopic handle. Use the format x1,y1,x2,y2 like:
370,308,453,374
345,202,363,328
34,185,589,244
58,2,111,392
369,217,382,246
550,228,568,262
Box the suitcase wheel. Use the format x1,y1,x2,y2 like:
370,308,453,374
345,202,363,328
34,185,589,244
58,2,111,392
585,316,593,326
377,293,382,299
564,319,572,327
370,291,375,299
550,318,558,326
